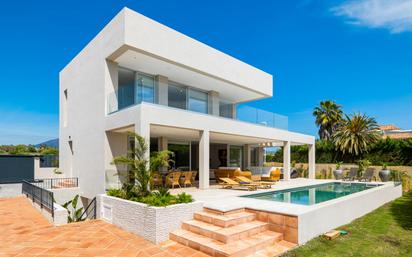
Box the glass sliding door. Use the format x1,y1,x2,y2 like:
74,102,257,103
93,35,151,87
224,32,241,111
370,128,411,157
188,89,208,114
118,67,135,109
219,100,234,118
229,145,242,167
250,147,259,167
136,73,155,104
168,83,187,110
117,67,155,110
168,142,191,171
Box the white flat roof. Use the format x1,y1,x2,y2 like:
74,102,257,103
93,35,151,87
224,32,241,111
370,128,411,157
117,8,273,100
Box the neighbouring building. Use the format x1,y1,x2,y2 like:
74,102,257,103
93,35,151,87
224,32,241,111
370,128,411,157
378,125,412,140
59,8,315,199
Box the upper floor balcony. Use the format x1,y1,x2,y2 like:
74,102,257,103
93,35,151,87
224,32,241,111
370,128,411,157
106,67,288,130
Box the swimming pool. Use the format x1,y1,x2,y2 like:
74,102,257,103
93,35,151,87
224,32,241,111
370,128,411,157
242,182,381,205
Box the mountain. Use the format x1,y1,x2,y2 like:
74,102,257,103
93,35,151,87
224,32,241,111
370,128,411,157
36,138,59,148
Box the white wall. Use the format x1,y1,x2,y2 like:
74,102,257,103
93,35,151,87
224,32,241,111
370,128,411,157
105,131,128,190
59,9,126,199
33,157,61,179
0,183,22,198
97,194,203,244
51,187,82,206
298,183,402,244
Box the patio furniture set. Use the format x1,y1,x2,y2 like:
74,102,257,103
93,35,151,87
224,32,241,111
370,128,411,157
214,168,282,191
342,167,376,182
151,171,198,188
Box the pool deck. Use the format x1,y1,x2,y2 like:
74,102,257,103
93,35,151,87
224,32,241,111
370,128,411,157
172,178,401,244
170,178,394,215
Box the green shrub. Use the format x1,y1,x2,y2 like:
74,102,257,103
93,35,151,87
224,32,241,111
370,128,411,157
391,170,412,192
140,194,176,207
107,186,193,207
265,138,412,166
62,194,84,223
107,188,127,199
176,192,193,204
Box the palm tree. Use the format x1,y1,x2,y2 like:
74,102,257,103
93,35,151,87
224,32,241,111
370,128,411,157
112,132,173,197
333,113,380,157
313,100,343,140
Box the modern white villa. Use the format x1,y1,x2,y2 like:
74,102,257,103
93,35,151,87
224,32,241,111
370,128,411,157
53,7,402,257
59,7,316,199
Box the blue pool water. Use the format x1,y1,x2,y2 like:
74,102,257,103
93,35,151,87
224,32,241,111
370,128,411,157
242,182,381,206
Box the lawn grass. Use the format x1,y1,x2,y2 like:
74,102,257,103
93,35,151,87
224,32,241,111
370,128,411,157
283,192,412,257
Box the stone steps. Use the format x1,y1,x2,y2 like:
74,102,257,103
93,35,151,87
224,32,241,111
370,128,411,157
170,228,282,257
170,208,297,256
194,210,256,228
182,219,268,243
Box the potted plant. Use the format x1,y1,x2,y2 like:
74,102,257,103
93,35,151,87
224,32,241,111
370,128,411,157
357,159,371,178
379,163,391,182
333,161,344,180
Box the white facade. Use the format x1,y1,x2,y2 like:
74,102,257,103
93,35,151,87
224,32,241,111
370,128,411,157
60,7,315,199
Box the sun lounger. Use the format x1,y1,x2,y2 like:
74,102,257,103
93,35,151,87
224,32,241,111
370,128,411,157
343,168,358,181
359,168,375,182
235,176,272,189
219,177,257,191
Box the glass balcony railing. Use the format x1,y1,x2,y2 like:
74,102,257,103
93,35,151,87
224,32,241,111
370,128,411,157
106,88,288,130
237,105,288,130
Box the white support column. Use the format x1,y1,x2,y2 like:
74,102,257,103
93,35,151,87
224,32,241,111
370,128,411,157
232,103,237,119
158,137,168,151
244,144,251,169
199,130,210,189
226,144,230,167
135,122,150,162
208,91,220,116
155,75,168,106
258,147,265,166
308,188,316,205
308,143,316,179
283,141,291,181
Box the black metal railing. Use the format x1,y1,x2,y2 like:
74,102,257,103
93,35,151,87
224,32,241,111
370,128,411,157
31,177,78,189
79,197,97,220
22,180,54,217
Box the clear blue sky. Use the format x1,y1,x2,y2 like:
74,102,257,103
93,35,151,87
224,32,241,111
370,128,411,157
0,0,411,145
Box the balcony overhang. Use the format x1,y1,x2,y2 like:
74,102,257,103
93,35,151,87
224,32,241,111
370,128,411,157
110,48,268,103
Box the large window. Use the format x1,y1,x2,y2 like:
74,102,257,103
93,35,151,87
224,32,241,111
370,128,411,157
118,67,155,110
168,83,187,110
250,147,259,167
188,89,208,114
219,100,234,118
168,142,191,170
118,68,135,109
136,73,155,104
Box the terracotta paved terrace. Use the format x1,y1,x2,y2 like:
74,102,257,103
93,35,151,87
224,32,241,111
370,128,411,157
0,197,208,257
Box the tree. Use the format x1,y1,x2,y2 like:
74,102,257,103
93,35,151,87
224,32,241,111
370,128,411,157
313,100,343,140
333,113,380,157
112,132,173,197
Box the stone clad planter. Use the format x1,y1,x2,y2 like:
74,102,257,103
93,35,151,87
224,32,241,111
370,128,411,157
96,194,203,244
